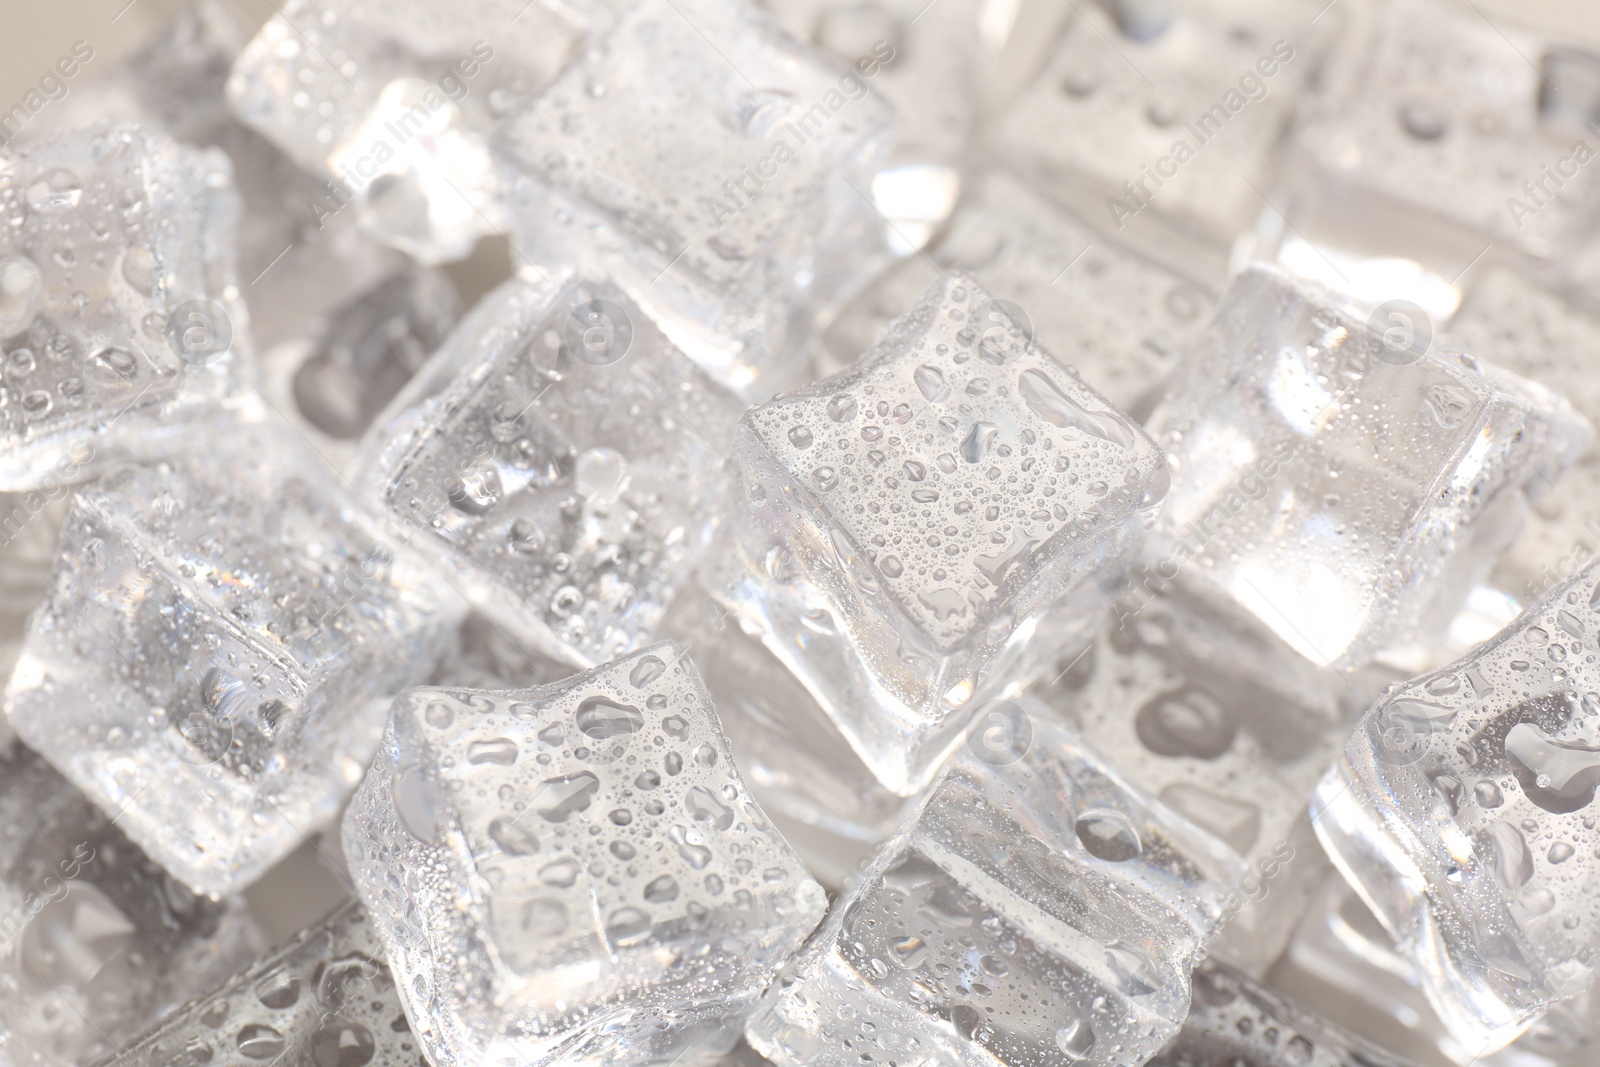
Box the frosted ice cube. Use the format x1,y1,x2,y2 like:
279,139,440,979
0,743,262,1067
1155,959,1416,1067
822,173,1215,417
1448,268,1600,605
1315,558,1600,1051
106,898,420,1067
996,0,1337,281
1032,597,1393,973
228,0,597,264
746,700,1244,1067
1282,0,1600,285
341,642,827,1067
358,275,742,669
261,265,461,472
1146,264,1591,671
495,0,896,399
716,270,1167,795
5,423,458,895
661,584,911,887
0,123,252,490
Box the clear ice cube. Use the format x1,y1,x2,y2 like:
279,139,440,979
1447,268,1600,605
0,123,252,490
822,173,1215,417
715,270,1167,795
1281,0,1600,286
227,0,597,264
105,898,421,1067
1153,959,1416,1067
341,642,827,1067
1145,263,1592,671
5,423,458,895
996,0,1338,281
746,699,1245,1067
495,0,896,399
0,743,262,1066
358,275,742,669
1314,558,1600,1051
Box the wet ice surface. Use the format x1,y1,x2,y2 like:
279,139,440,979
717,271,1167,795
343,643,825,1067
1316,558,1600,1049
360,276,741,669
747,702,1244,1067
0,743,262,1067
495,0,895,398
1146,263,1591,671
106,899,422,1067
5,423,457,895
0,123,250,489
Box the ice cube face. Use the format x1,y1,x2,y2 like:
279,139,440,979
1314,558,1600,1051
5,425,457,895
1286,0,1600,276
1154,960,1416,1067
1146,264,1592,671
0,743,262,1067
227,0,596,264
1447,269,1600,604
996,0,1334,280
823,173,1215,417
107,899,421,1067
496,0,896,399
360,276,742,669
341,643,828,1067
718,271,1167,795
0,124,250,490
746,702,1245,1067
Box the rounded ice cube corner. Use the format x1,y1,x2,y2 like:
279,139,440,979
341,641,829,1067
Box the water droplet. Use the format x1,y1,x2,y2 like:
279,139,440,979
728,89,797,138
787,425,814,449
1136,686,1236,758
643,875,680,903
538,857,581,888
960,422,997,463
1548,841,1575,863
575,447,626,503
1018,368,1136,447
1489,820,1534,890
256,971,302,1009
605,907,652,947
880,555,904,578
914,364,949,402
488,817,539,856
449,466,503,514
468,738,518,765
392,766,438,843
1474,780,1504,808
1075,810,1142,861
1056,1019,1096,1061
1506,721,1600,812
687,785,734,830
27,168,82,213
0,255,43,339
575,696,644,738
1399,101,1448,140
310,1021,375,1067
890,935,928,969
827,394,858,421
1105,942,1162,996
813,466,838,491
532,771,600,822
237,1025,287,1060
629,655,665,688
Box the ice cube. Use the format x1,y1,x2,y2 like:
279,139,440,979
358,275,742,669
495,0,896,399
822,173,1215,417
746,699,1245,1067
260,265,461,472
1279,0,1600,289
0,743,262,1066
1447,268,1600,605
1032,594,1395,973
1145,264,1591,671
714,270,1167,795
5,423,459,895
1314,557,1600,1051
1155,959,1417,1067
228,0,598,264
341,642,827,1067
661,584,911,887
0,123,252,490
105,898,418,1067
996,0,1338,282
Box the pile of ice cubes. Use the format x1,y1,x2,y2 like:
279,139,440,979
1,0,1599,1065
